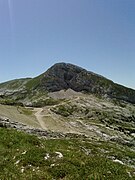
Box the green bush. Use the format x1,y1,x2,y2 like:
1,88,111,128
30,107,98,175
0,99,23,106
32,98,60,107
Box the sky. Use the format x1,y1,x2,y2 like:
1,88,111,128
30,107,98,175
0,0,135,89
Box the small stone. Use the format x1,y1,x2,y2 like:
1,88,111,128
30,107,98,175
50,164,55,167
55,152,63,158
22,151,27,155
113,159,124,165
15,160,20,165
44,153,50,160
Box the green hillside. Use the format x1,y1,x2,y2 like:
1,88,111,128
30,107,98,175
0,78,31,90
0,128,135,180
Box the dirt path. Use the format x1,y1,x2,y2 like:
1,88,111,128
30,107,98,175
33,97,81,132
34,108,47,130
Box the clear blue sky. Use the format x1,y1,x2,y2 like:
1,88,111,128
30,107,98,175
0,0,135,89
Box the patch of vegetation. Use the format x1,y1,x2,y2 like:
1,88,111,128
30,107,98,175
0,98,23,106
52,104,78,117
17,107,33,116
0,128,135,179
0,78,30,90
14,93,28,101
25,74,44,90
32,98,60,107
112,99,127,108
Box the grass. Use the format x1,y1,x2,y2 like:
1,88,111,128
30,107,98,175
51,104,79,117
0,98,23,106
18,107,33,116
32,98,60,107
0,127,135,179
25,74,44,90
0,78,30,90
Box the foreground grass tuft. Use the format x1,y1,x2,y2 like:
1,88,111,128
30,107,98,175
0,128,135,179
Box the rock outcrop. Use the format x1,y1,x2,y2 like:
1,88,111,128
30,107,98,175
39,63,135,104
0,116,86,139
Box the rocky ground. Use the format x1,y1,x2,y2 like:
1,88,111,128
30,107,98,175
0,89,135,179
0,89,135,144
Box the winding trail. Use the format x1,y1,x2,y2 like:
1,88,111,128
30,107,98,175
34,108,47,130
33,96,82,132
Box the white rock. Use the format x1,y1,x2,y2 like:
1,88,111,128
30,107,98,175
55,152,63,158
13,156,16,159
21,167,24,173
50,164,55,167
14,160,20,165
131,133,135,137
127,171,132,178
22,151,27,155
113,159,124,165
44,153,50,160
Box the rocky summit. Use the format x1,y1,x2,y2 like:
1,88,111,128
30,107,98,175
39,63,135,104
0,62,135,105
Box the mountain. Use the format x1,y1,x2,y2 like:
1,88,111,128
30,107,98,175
1,62,135,105
38,63,135,103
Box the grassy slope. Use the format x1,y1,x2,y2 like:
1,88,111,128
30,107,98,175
25,74,44,90
0,128,135,180
0,78,31,90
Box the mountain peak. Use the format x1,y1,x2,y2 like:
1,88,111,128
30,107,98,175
0,62,135,104
37,62,135,104
47,62,85,73
40,62,88,92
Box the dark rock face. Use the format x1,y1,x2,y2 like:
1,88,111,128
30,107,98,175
39,63,135,104
40,63,106,91
40,63,84,91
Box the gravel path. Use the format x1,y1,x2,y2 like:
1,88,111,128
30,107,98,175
34,108,47,130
